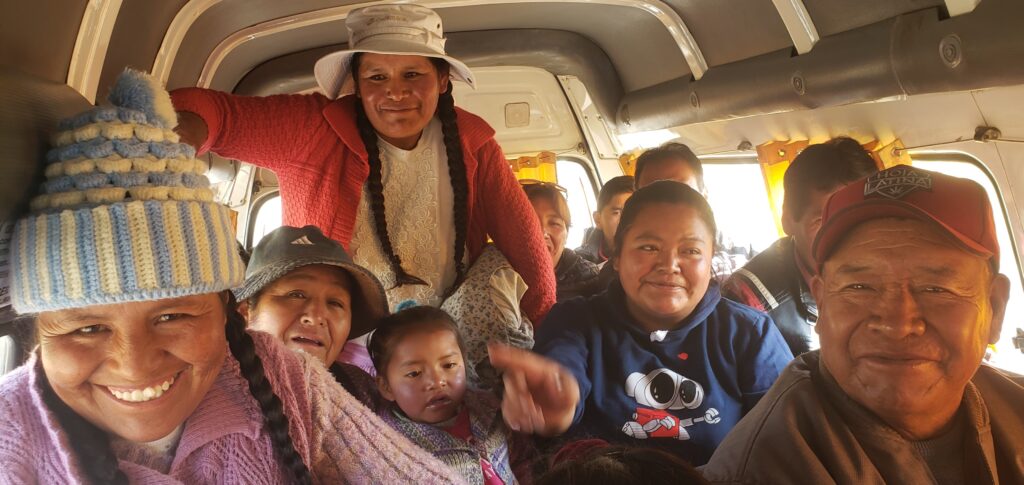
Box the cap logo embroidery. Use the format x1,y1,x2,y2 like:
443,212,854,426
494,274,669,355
863,165,932,200
291,236,315,245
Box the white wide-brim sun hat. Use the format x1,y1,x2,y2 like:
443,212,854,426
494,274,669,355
314,4,476,99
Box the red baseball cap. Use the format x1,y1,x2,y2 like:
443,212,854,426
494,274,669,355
812,165,999,271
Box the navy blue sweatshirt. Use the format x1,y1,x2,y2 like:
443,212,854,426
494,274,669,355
535,280,793,465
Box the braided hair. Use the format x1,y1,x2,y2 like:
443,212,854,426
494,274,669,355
35,294,313,485
351,53,469,294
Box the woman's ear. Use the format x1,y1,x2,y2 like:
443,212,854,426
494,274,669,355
376,375,396,402
237,299,251,322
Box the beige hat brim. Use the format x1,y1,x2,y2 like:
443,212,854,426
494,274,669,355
314,41,476,99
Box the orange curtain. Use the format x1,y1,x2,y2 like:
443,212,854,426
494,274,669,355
509,151,558,183
755,138,909,236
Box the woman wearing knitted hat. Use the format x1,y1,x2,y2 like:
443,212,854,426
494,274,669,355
172,4,556,324
0,70,470,484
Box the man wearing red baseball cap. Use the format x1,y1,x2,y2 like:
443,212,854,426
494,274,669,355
703,165,1024,484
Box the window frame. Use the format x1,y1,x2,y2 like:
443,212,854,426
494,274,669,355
246,189,281,251
556,154,601,250
908,150,1024,292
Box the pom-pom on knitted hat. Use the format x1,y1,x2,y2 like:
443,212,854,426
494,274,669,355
9,69,245,313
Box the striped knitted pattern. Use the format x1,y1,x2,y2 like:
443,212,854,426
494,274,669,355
9,68,244,313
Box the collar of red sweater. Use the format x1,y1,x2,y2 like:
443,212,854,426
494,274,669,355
322,95,497,161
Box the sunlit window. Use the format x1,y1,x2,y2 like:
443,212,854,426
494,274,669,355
250,194,282,249
913,157,1024,375
557,159,598,249
702,160,780,269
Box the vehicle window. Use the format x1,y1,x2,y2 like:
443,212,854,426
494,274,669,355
250,192,282,249
702,158,780,268
0,335,15,376
557,158,598,249
912,156,1024,374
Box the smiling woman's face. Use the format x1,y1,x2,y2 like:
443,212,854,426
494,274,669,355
356,53,449,150
36,293,228,443
614,203,714,332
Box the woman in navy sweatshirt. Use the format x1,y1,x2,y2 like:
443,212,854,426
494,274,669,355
535,180,794,466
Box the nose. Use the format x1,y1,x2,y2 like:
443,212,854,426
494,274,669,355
384,78,408,100
424,368,448,390
300,299,328,327
655,248,682,273
109,328,162,379
870,285,926,338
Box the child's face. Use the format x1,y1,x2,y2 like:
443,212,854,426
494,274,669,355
378,327,467,424
242,265,353,365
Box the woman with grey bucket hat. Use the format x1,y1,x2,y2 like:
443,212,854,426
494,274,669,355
171,4,556,326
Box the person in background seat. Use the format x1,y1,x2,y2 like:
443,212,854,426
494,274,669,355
633,143,705,193
703,165,1024,484
523,181,602,302
579,175,635,265
723,137,876,356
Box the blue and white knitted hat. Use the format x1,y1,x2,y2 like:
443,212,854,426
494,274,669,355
9,69,245,313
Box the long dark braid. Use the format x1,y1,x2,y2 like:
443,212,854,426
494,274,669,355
435,79,469,296
350,53,469,292
35,297,312,485
224,294,312,485
38,368,129,485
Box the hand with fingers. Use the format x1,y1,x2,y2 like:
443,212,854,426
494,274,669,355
488,343,580,437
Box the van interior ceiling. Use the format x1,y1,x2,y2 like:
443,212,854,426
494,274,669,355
2,0,1024,371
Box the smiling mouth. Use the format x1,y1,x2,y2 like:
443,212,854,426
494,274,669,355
861,354,938,367
645,281,685,290
107,371,182,403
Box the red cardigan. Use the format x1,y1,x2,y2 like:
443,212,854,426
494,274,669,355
171,89,555,323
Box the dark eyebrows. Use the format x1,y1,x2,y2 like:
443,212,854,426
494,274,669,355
834,263,871,275
918,265,958,278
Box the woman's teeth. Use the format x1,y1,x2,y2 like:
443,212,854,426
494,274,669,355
109,376,175,403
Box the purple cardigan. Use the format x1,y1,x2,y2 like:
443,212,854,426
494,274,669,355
0,331,465,484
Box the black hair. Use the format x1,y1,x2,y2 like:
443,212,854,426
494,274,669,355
350,54,468,294
633,142,705,193
783,136,878,220
597,175,635,211
523,183,572,227
368,305,465,374
36,294,312,485
613,180,717,258
537,444,708,485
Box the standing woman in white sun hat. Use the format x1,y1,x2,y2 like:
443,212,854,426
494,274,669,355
172,4,556,326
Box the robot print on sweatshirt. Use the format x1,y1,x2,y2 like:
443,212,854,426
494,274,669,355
621,368,721,441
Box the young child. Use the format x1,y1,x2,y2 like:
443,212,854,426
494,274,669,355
369,305,531,485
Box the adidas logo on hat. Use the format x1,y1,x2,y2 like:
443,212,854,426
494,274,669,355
291,236,315,245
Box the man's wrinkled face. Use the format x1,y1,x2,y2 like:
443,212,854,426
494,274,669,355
813,218,1008,438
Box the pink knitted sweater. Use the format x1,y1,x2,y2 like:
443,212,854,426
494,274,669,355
170,90,555,324
0,331,466,484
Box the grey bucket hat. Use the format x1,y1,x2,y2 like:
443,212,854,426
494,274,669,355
236,225,389,338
